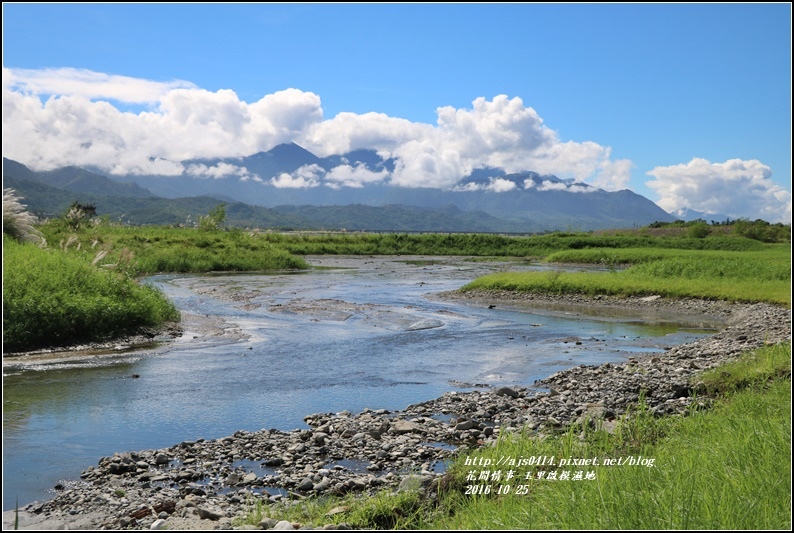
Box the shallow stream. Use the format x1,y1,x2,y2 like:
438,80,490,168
2,256,719,509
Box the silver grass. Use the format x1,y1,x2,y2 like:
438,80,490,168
3,188,45,246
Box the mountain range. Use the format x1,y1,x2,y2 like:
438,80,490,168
669,207,732,224
3,143,677,232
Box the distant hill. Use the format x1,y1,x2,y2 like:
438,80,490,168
36,166,155,198
105,143,677,230
669,207,732,224
3,148,677,231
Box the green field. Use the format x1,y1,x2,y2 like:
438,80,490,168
462,245,791,305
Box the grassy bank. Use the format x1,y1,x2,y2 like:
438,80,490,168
4,223,309,352
260,231,767,257
236,342,791,530
428,342,791,530
461,245,791,305
3,236,180,352
39,222,309,275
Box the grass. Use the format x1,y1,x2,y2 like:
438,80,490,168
258,231,769,258
5,222,310,352
244,343,791,530
3,188,45,246
38,222,309,275
235,489,426,530
462,245,791,305
3,235,181,352
428,343,791,530
697,340,792,395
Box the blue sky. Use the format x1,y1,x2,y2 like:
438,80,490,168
2,3,791,222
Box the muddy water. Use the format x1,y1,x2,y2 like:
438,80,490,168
2,256,717,509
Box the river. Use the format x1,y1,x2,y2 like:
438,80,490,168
2,256,718,510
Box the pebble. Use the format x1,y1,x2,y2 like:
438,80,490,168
19,296,789,530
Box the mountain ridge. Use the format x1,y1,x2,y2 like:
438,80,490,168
3,146,678,231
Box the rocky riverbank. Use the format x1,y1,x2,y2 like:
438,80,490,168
4,293,790,531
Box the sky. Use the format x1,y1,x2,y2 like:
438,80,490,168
2,3,791,223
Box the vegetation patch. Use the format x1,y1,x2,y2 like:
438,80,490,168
462,245,790,305
428,343,791,530
3,235,180,352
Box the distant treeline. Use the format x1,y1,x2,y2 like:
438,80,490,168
647,218,790,243
260,230,770,257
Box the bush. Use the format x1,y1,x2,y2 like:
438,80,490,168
198,203,226,231
687,221,711,238
3,236,179,353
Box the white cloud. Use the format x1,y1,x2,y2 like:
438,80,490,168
536,181,569,192
3,67,633,192
325,163,389,188
186,162,259,181
567,184,595,194
304,111,427,156
270,164,323,188
646,158,792,223
453,177,517,193
486,178,517,192
3,67,196,103
524,178,594,193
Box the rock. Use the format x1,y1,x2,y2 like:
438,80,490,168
639,295,662,302
150,518,166,530
196,505,224,520
313,478,332,492
391,420,421,434
398,474,434,492
274,520,296,530
259,517,279,529
494,386,519,398
296,478,314,491
454,420,476,431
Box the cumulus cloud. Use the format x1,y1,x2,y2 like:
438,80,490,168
3,67,633,192
646,158,792,223
536,181,567,192
523,179,595,193
270,164,323,188
186,162,259,181
2,73,324,172
325,163,389,189
305,111,427,156
455,177,518,193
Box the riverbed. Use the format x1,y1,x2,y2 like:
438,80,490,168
2,256,720,510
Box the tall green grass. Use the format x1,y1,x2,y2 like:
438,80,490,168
259,232,766,258
39,223,309,274
3,236,180,352
463,246,791,305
